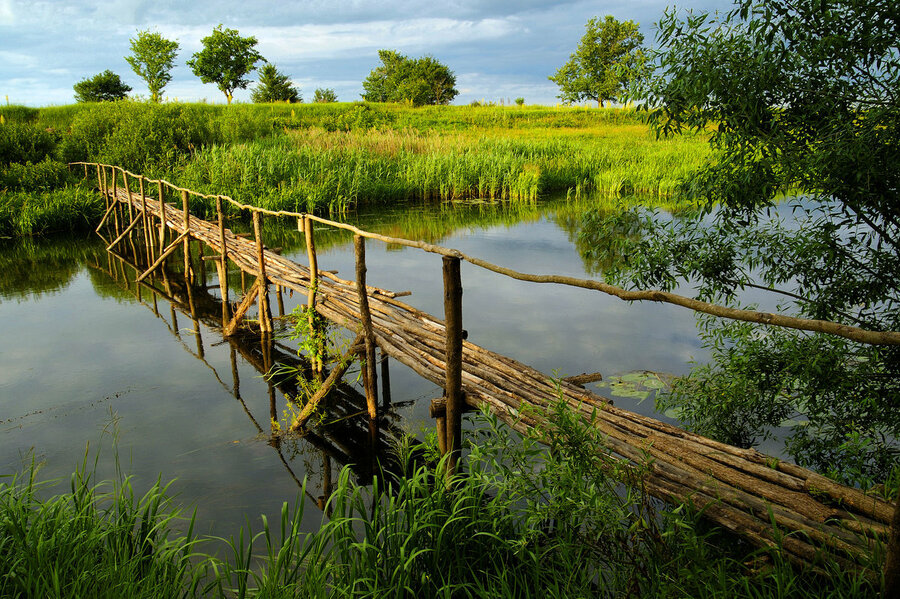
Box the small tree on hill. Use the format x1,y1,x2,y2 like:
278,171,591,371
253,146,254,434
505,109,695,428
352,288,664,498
251,64,301,103
362,50,457,106
187,25,263,104
73,70,132,102
125,29,179,102
549,15,645,107
313,88,338,103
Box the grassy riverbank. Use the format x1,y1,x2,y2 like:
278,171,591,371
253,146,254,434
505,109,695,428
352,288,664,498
0,101,709,235
1,401,877,598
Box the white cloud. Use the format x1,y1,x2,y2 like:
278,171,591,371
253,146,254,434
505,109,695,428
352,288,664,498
0,0,13,23
167,17,521,64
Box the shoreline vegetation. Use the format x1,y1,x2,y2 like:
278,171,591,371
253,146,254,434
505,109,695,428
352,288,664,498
1,402,878,598
0,101,709,237
2,102,881,596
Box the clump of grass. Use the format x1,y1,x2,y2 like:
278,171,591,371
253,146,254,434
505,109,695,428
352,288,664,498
0,399,881,598
0,185,103,236
0,456,213,599
215,398,879,598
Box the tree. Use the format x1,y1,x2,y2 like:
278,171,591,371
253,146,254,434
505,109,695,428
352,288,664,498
125,29,179,102
187,25,263,104
251,63,301,103
361,50,458,106
588,0,900,486
73,70,131,102
549,16,645,107
313,88,338,103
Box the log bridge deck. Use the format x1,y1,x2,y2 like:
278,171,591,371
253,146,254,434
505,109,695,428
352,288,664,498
76,162,896,576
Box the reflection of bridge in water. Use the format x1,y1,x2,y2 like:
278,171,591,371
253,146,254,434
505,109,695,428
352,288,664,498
76,161,897,577
88,245,408,513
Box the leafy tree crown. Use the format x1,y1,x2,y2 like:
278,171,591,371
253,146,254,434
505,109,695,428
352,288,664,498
125,29,179,102
362,50,458,106
187,25,263,104
549,15,645,107
73,70,132,103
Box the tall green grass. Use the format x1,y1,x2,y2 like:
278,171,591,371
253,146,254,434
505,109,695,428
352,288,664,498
1,101,709,233
0,456,213,598
1,399,880,598
177,122,708,215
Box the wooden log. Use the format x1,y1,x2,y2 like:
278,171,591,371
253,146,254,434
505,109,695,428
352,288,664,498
97,165,106,209
139,176,152,261
135,232,189,283
355,235,379,419
95,202,117,233
289,334,364,431
276,284,285,316
563,372,604,386
253,211,273,333
443,255,464,474
157,181,167,249
106,212,143,250
181,190,191,280
216,196,230,326
224,280,262,337
430,396,475,419
111,168,121,234
380,349,392,407
304,216,322,374
122,171,134,222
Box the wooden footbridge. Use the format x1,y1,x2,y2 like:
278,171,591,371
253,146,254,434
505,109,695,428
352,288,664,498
74,162,900,579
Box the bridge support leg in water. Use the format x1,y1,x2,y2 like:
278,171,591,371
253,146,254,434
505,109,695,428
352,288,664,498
442,255,464,477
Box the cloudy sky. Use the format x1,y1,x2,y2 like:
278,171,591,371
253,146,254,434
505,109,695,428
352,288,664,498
1,0,733,107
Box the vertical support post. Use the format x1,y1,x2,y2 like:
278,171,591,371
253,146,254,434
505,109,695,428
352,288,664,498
253,211,273,334
436,413,448,455
122,171,134,222
98,165,107,210
354,234,378,420
111,168,121,235
304,216,322,375
158,181,167,249
442,255,464,476
216,196,230,327
83,163,88,178
276,285,285,317
139,177,151,260
181,190,191,280
198,242,207,286
380,349,392,408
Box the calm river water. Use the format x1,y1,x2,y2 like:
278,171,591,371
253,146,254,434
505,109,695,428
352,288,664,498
0,198,710,538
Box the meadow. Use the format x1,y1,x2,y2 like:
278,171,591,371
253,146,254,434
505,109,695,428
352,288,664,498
0,101,710,235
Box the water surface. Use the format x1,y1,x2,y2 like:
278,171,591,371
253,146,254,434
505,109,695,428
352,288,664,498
0,198,709,537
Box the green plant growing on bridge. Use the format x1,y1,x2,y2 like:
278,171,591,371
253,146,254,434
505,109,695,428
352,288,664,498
274,303,359,430
187,25,264,104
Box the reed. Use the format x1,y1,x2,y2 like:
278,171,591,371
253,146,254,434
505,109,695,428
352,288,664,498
0,456,213,599
1,102,710,234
